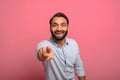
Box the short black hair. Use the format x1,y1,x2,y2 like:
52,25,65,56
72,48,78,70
49,12,69,26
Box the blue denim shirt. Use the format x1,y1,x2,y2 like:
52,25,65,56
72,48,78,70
36,38,85,80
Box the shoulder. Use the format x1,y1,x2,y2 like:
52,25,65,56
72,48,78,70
37,40,50,44
37,40,51,47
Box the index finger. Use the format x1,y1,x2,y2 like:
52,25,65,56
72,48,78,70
42,47,48,57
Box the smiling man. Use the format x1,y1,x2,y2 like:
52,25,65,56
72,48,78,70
36,12,86,80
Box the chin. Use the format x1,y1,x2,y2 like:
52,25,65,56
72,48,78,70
55,36,65,41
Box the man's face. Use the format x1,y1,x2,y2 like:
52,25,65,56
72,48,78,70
50,17,68,41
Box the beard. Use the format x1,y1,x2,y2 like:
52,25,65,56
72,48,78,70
51,30,68,41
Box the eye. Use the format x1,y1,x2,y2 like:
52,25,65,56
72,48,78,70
52,23,58,27
61,23,67,27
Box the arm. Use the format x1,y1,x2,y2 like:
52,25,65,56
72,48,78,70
74,44,86,80
73,40,86,80
74,50,86,79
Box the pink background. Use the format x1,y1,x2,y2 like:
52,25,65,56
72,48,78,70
0,0,120,80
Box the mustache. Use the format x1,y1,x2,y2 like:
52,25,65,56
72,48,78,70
54,30,64,33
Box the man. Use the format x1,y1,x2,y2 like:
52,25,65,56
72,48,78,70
36,12,86,80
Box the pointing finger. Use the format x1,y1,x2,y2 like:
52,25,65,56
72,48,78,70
42,47,49,58
46,46,51,53
42,47,46,53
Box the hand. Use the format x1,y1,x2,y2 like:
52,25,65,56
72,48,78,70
38,46,54,61
78,76,86,80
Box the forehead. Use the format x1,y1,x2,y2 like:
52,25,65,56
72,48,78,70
51,17,67,23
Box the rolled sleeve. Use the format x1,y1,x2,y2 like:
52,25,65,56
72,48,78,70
74,53,85,76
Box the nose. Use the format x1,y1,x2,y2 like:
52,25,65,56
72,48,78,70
56,25,62,30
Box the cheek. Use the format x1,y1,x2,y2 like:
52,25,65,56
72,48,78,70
63,27,68,31
50,27,56,32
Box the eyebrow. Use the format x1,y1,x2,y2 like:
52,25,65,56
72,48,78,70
52,23,58,25
52,22,67,25
61,23,66,25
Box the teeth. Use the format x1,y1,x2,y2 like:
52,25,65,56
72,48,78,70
56,32,62,34
55,32,63,34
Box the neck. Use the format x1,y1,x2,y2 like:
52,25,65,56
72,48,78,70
53,38,65,47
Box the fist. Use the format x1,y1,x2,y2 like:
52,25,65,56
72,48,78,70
38,46,54,61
